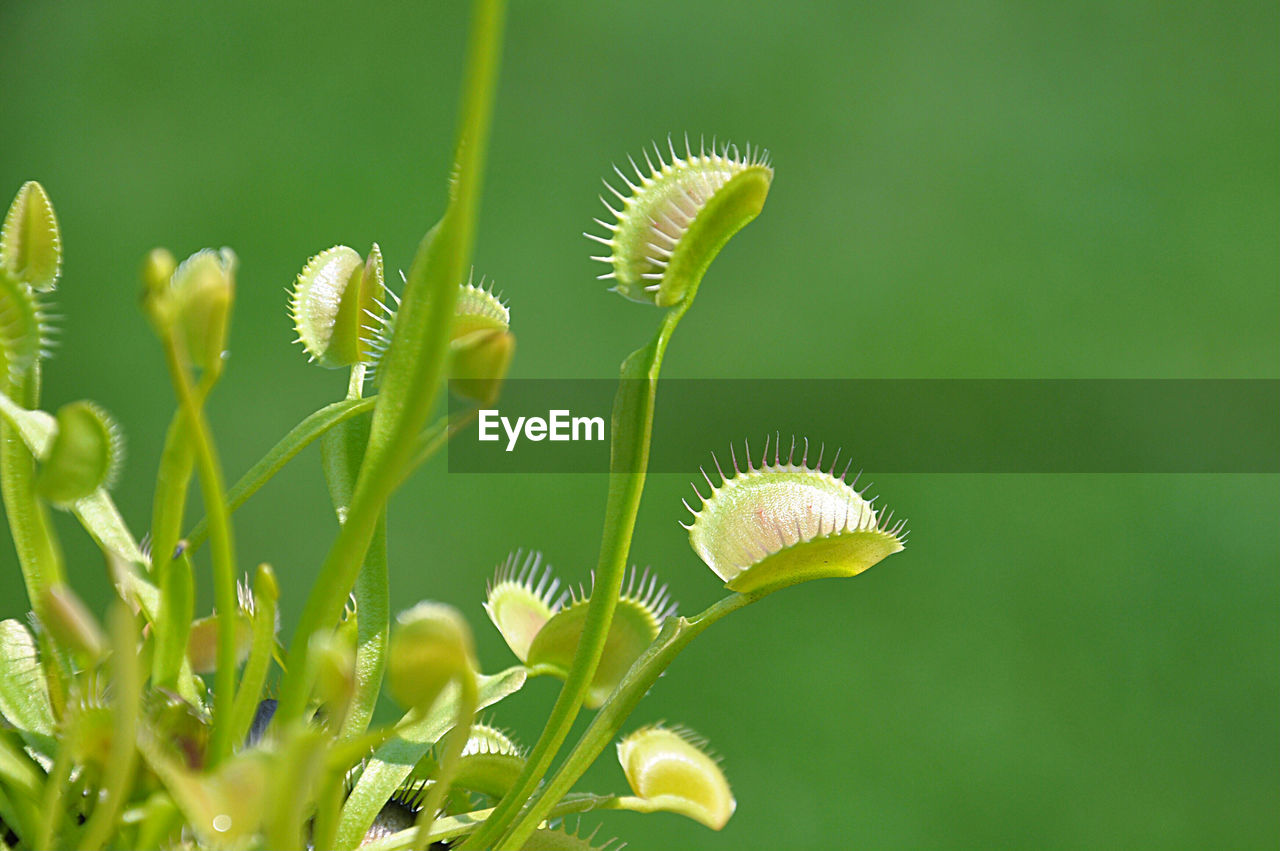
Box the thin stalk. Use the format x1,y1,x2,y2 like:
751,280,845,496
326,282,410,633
148,373,215,700
158,333,237,765
266,727,326,851
33,726,73,850
78,603,142,851
149,394,199,693
324,363,389,742
0,365,68,719
343,515,387,738
227,564,279,746
0,736,44,843
309,765,348,851
471,305,689,849
500,592,759,847
274,0,506,728
0,366,65,622
410,670,476,851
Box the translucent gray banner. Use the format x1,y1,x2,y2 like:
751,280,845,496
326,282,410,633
446,379,1280,474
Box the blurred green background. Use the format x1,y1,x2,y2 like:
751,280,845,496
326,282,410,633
2,1,1277,848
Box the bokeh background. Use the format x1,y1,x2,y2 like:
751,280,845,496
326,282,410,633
2,1,1277,848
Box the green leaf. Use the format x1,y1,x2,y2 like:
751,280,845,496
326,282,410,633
0,619,56,755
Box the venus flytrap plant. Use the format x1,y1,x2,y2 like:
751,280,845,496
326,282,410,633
0,1,916,847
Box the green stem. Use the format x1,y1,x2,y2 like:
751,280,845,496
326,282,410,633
309,764,349,851
149,398,197,693
33,725,72,851
471,306,689,849
158,334,237,766
500,593,759,847
78,602,142,851
0,735,44,843
266,726,326,851
323,367,387,742
411,669,476,851
0,367,65,624
344,517,387,738
184,396,376,554
274,0,506,729
227,564,279,746
0,365,68,720
148,374,216,700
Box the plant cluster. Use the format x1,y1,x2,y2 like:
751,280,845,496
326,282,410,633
0,1,907,848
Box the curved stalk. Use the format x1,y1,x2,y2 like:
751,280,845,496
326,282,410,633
322,367,388,742
77,603,142,851
33,726,73,851
149,396,198,694
469,304,690,849
158,332,237,765
0,366,64,630
309,764,349,851
266,726,327,851
227,564,279,746
410,669,476,851
274,0,506,729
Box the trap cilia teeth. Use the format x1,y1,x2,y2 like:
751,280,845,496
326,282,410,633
685,435,908,595
289,243,387,369
364,269,512,366
412,721,528,801
484,551,677,707
289,240,514,395
587,134,773,307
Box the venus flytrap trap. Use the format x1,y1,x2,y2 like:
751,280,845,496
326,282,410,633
616,725,734,831
0,1,913,848
485,555,677,708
